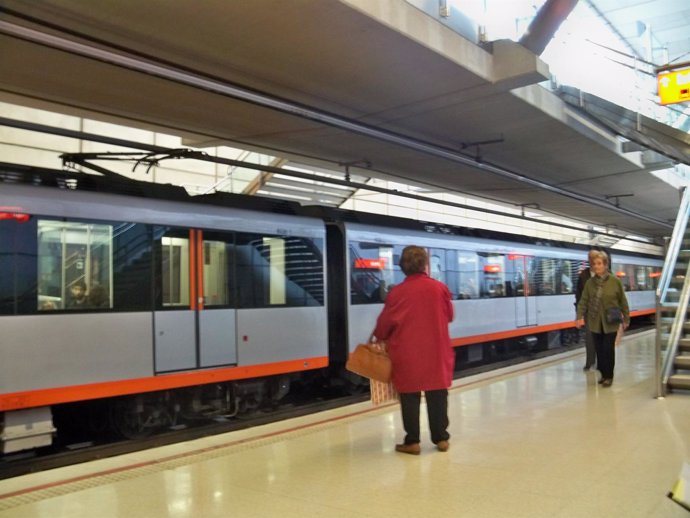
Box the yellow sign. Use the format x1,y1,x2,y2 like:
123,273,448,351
657,69,690,105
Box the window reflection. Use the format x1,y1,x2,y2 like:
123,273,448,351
37,220,113,310
349,242,396,304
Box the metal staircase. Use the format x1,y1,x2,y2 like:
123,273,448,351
656,187,690,396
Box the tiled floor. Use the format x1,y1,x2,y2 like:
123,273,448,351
1,330,688,517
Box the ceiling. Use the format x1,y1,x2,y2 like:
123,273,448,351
588,0,690,67
0,0,688,242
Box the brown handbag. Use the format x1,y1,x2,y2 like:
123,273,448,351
346,342,392,383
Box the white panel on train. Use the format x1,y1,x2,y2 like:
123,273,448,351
627,291,655,312
236,307,327,365
516,294,537,326
154,311,197,372
348,304,382,350
1,313,154,393
199,308,238,367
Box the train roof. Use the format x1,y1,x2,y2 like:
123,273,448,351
305,206,661,260
0,162,307,216
0,162,661,260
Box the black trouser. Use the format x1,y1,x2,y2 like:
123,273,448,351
584,327,596,367
592,331,616,379
399,389,449,445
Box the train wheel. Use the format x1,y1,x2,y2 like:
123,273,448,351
109,397,159,440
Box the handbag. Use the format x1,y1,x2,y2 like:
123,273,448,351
606,307,623,324
346,342,392,383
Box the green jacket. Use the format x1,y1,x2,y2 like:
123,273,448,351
576,273,630,334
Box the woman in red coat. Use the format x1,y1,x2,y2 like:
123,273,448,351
373,246,455,455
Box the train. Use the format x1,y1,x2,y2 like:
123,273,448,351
0,162,662,454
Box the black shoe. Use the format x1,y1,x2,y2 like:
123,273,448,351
598,378,605,384
601,379,613,387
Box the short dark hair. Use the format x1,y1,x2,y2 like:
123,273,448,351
399,246,428,276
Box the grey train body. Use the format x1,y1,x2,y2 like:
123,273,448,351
0,177,661,453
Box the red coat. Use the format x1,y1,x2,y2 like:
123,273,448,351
373,273,455,393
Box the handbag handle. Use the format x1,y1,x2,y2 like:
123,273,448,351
368,331,388,352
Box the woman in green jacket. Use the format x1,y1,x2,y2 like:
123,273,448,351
575,250,629,387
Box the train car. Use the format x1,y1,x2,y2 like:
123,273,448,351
0,163,662,455
0,166,328,453
317,212,661,371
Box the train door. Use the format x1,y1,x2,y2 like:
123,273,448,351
509,254,537,327
154,228,237,373
198,231,236,367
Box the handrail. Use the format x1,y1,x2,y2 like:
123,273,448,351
657,262,690,397
655,291,663,397
656,186,690,305
655,186,690,397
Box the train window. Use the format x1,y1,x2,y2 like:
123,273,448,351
349,242,396,304
631,263,653,291
531,257,558,295
112,223,152,311
478,253,507,298
569,258,589,295
156,232,190,308
632,265,644,291
37,220,113,311
648,266,660,290
0,222,11,314
445,250,458,298
0,219,36,314
429,248,446,285
160,234,190,307
202,232,235,307
522,256,538,296
391,246,406,287
559,260,576,294
506,254,530,297
612,262,634,291
454,251,479,299
265,237,288,305
236,233,324,308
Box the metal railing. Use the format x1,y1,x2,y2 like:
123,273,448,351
655,186,690,397
656,263,690,397
656,188,690,302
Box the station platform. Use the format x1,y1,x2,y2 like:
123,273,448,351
0,330,688,518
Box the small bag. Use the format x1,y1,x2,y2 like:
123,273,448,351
606,307,623,324
346,342,392,383
370,377,398,406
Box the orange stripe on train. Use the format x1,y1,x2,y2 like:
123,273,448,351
0,309,654,412
451,309,654,347
0,356,329,412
